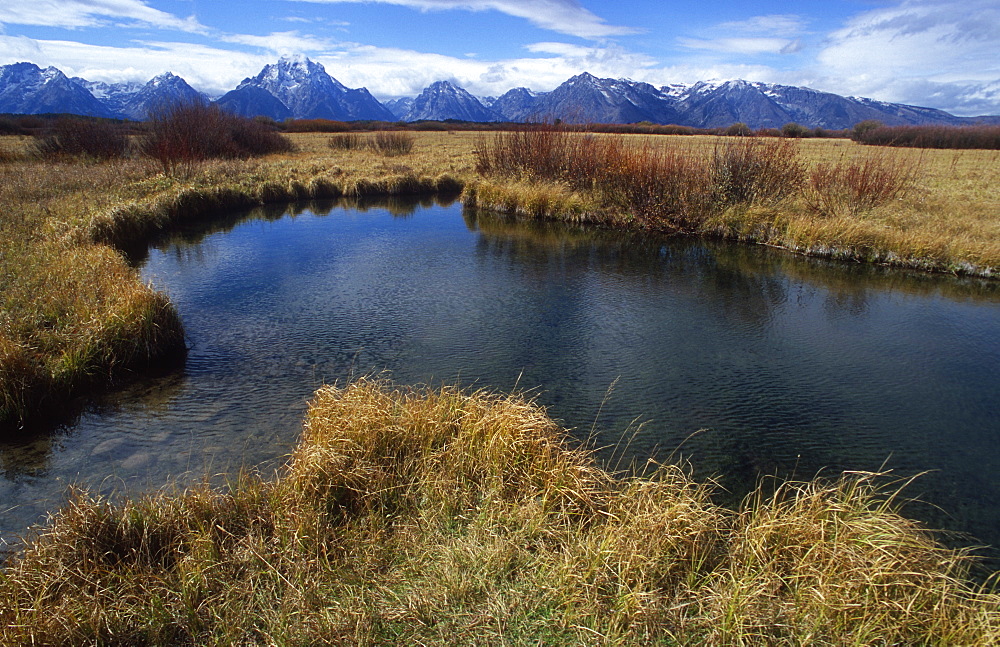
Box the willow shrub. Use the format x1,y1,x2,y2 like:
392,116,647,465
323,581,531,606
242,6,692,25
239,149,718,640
475,127,806,230
141,102,294,175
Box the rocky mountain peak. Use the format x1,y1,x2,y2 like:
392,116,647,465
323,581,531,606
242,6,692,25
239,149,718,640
0,61,113,117
227,56,392,121
404,79,499,122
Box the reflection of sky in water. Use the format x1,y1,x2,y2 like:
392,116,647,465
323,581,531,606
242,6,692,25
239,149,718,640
2,199,999,565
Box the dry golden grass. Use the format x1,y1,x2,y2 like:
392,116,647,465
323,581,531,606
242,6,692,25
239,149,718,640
1,130,998,643
724,138,1000,271
1,379,996,645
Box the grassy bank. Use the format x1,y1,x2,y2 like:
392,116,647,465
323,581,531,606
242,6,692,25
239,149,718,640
1,378,996,645
466,131,1000,277
0,132,473,429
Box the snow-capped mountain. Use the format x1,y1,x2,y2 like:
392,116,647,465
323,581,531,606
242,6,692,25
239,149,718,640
479,74,999,128
0,62,114,117
402,81,500,122
2,59,998,128
523,72,683,125
233,56,394,121
117,72,208,120
215,85,293,121
382,97,414,119
669,80,975,129
70,72,205,120
73,79,143,117
489,87,543,122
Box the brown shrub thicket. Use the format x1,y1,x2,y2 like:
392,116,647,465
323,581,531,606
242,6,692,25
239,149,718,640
476,126,808,229
33,117,131,160
853,123,1000,150
710,137,805,207
142,102,294,175
283,118,352,133
805,151,921,217
327,132,366,150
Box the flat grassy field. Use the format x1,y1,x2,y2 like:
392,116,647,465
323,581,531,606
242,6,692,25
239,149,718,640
468,131,1000,275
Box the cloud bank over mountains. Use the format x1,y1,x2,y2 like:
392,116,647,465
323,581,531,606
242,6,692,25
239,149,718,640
0,0,996,116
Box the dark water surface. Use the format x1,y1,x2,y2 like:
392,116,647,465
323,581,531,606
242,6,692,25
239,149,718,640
3,198,999,561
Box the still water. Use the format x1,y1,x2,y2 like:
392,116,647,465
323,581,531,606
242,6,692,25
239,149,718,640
2,197,999,559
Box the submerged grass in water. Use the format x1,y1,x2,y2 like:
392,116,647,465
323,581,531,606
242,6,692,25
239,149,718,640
0,379,996,645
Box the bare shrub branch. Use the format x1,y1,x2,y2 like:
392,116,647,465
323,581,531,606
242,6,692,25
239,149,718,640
32,118,130,160
141,102,293,175
804,151,922,217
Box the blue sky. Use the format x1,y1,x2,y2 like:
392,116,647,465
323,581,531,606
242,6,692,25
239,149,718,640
1,0,998,115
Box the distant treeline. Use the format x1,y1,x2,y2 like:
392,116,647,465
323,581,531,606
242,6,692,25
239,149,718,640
4,111,1000,150
851,121,1000,150
0,113,140,136
280,117,852,139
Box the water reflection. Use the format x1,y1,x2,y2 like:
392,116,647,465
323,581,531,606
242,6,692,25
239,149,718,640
124,194,463,266
1,198,998,568
466,209,1000,304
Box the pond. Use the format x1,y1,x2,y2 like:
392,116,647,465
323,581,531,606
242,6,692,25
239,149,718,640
2,197,999,563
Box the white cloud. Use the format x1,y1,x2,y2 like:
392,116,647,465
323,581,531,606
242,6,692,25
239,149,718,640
290,0,639,39
0,0,207,33
219,31,342,55
676,13,807,58
816,0,1000,113
716,15,807,37
678,37,798,56
281,16,350,26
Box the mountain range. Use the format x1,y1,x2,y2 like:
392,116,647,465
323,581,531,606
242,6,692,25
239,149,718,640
2,57,998,130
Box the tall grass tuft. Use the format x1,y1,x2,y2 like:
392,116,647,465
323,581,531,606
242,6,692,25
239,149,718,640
1,379,997,645
369,130,416,156
705,473,998,644
804,151,921,217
